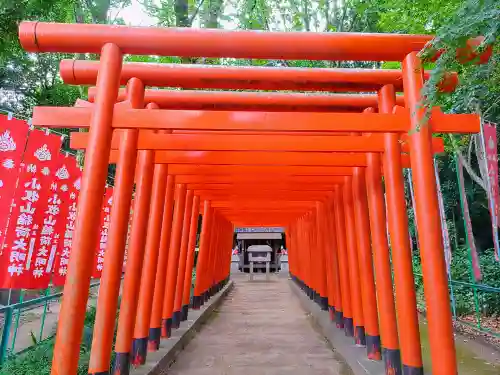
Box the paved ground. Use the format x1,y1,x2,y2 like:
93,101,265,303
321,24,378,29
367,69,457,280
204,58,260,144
167,273,352,375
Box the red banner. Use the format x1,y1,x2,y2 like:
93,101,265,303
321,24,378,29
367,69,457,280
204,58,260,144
51,155,82,286
0,115,30,252
92,187,114,278
482,121,500,261
457,157,482,281
0,130,62,289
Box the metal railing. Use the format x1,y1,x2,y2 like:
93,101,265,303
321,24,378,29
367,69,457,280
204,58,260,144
414,272,500,338
0,281,101,364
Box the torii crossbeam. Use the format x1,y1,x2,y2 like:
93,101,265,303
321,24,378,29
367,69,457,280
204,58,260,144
18,20,492,375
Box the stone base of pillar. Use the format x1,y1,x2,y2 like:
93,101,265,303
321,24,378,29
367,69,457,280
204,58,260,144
112,352,131,375
382,348,403,375
344,317,354,337
354,326,366,346
192,295,202,309
366,334,382,360
335,311,344,329
147,327,161,351
172,310,182,329
181,304,189,321
161,318,172,338
319,296,328,311
131,337,148,366
402,365,424,375
329,306,335,321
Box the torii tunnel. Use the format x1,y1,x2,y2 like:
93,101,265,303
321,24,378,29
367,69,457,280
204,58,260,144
19,21,492,375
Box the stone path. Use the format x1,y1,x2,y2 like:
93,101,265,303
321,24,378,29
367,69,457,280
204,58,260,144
166,274,352,375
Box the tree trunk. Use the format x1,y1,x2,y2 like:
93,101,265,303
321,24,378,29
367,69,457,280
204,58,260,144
175,0,190,27
206,0,223,28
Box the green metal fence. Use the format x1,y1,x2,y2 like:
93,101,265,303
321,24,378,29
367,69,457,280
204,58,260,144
0,281,101,365
408,154,500,340
413,271,500,338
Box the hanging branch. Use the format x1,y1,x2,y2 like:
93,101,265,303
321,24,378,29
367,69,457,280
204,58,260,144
467,134,474,163
474,133,489,183
448,134,487,191
188,0,206,26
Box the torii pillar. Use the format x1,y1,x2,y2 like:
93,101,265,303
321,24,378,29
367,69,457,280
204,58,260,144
403,52,456,375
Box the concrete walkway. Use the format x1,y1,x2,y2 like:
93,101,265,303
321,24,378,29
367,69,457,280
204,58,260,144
167,273,352,375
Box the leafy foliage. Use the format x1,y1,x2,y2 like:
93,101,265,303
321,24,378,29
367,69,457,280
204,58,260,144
0,0,130,116
0,0,78,114
413,246,500,316
420,0,500,122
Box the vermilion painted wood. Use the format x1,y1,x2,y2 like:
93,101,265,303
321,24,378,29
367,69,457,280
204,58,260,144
232,208,313,214
223,219,300,226
352,168,380,357
216,213,309,220
185,183,340,190
209,201,316,208
50,44,123,375
20,21,489,375
88,78,142,373
148,175,176,350
195,192,335,201
172,166,354,176
175,176,346,185
195,190,330,198
217,210,307,215
63,60,457,93
86,88,405,111
232,222,289,227
165,164,421,177
193,201,212,306
171,130,360,135
403,53,456,373
380,84,421,373
223,217,299,223
132,163,168,364
151,129,439,143
108,150,415,167
32,106,480,133
69,132,445,154
222,213,301,220
161,184,187,337
201,209,217,296
365,151,400,357
20,22,433,60
217,207,306,211
21,22,490,64
74,133,386,152
33,107,404,131
113,150,154,368
182,195,201,311
172,190,194,327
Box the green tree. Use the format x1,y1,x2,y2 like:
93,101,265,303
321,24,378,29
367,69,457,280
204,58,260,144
0,0,131,114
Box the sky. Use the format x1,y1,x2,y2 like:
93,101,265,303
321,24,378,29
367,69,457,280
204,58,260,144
110,0,156,26
110,0,330,32
111,0,246,30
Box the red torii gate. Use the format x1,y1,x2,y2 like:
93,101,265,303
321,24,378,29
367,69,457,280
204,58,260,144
60,59,458,93
18,21,491,375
